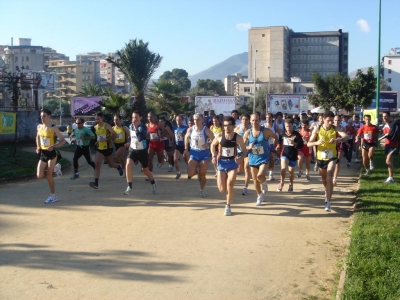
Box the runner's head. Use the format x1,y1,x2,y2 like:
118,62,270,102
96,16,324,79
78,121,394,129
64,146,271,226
275,112,283,123
250,113,260,128
132,111,142,126
223,116,235,133
158,116,167,129
147,111,156,124
40,109,52,124
212,115,221,127
266,113,274,124
241,114,250,127
347,118,353,126
75,118,84,129
322,111,334,128
176,115,183,126
382,112,390,124
318,113,324,125
193,113,203,127
333,115,341,127
113,115,122,127
284,118,294,133
95,112,104,125
301,119,309,130
231,110,239,121
364,114,371,125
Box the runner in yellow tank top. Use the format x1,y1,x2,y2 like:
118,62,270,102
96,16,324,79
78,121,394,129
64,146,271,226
36,109,66,204
308,111,349,212
113,115,130,177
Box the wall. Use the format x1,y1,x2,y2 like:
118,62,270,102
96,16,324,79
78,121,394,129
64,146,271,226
0,111,39,143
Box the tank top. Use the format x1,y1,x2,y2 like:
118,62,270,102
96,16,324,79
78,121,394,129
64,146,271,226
248,127,270,165
95,123,111,150
210,125,223,137
38,125,54,150
113,125,125,143
174,125,188,146
190,126,208,151
220,133,237,159
316,125,337,160
129,123,147,150
147,123,159,141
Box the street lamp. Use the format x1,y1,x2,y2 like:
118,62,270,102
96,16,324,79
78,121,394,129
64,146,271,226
267,66,271,113
253,49,258,113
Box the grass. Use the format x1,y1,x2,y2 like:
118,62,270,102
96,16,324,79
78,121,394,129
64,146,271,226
341,148,400,299
0,143,69,180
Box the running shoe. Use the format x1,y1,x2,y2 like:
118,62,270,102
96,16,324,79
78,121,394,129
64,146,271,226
262,181,268,194
384,177,394,184
355,158,359,163
242,187,248,196
89,182,99,189
325,201,331,212
168,165,173,172
256,194,264,206
333,179,337,187
296,170,303,178
224,205,231,216
175,172,181,180
117,164,123,176
305,174,311,181
151,180,157,194
364,169,371,175
277,182,284,192
70,173,79,180
370,161,375,170
324,192,327,203
157,163,163,168
347,161,350,167
268,174,275,181
44,195,58,204
314,163,318,172
288,184,293,193
200,190,206,198
123,186,132,195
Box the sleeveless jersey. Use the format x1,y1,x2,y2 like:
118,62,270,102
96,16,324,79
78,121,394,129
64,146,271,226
220,133,237,159
264,124,278,151
237,124,250,153
210,125,223,137
316,125,337,160
190,126,208,151
113,125,126,143
38,125,54,150
248,127,270,166
147,123,159,141
299,128,312,154
95,124,111,150
174,125,188,146
129,123,147,150
383,124,398,147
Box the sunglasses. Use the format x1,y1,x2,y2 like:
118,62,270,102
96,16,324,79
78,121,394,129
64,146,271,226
76,122,82,125
223,124,232,127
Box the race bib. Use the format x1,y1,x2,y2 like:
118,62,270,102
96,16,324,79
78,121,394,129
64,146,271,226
117,133,123,140
76,138,83,146
190,138,199,148
320,150,333,159
97,134,106,142
268,138,275,146
150,133,158,140
40,137,50,147
283,137,294,146
175,133,184,142
221,147,234,157
252,146,264,155
364,133,372,140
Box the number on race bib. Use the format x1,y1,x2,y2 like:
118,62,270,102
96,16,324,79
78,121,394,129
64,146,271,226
320,150,333,159
97,135,106,142
283,137,294,146
76,139,83,146
364,134,372,140
252,146,264,155
221,147,234,157
40,137,50,147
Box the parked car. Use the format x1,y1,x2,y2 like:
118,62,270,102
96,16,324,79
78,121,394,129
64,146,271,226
84,121,96,129
58,124,68,132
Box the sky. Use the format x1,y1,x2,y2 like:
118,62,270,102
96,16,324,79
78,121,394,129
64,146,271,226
0,0,398,79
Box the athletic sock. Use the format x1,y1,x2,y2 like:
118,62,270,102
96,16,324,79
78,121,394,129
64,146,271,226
150,179,156,185
128,182,132,189
95,178,99,185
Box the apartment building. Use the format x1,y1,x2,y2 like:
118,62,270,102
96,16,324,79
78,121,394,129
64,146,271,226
224,73,247,95
382,47,400,93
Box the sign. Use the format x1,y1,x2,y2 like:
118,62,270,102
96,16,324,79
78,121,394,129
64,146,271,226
355,91,398,113
180,96,190,102
195,96,236,116
267,94,307,114
0,112,16,134
71,97,102,116
363,109,377,125
38,72,55,91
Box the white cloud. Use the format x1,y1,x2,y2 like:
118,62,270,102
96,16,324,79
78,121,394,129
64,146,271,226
357,19,370,32
236,23,251,31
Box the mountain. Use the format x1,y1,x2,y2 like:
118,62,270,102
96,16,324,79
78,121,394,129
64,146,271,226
188,52,248,86
349,65,378,79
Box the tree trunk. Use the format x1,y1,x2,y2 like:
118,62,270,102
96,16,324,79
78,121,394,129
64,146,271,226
132,93,146,115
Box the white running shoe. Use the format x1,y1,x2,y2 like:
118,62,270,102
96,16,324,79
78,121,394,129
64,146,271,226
151,180,157,194
200,190,206,198
168,165,173,172
242,187,248,196
53,163,62,177
44,195,58,204
157,163,163,168
384,177,394,184
325,201,331,212
224,205,232,216
370,161,374,170
268,174,275,181
305,174,311,181
261,181,268,194
355,158,359,163
256,194,264,206
124,187,132,195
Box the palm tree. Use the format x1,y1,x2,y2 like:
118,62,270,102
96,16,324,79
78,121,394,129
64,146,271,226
76,83,106,97
100,88,131,117
106,39,162,114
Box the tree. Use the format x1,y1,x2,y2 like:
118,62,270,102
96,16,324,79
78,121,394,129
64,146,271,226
147,79,192,115
309,72,351,112
99,88,131,117
380,78,392,91
106,39,162,114
189,79,227,99
43,98,71,117
348,67,376,109
76,83,105,97
159,68,191,92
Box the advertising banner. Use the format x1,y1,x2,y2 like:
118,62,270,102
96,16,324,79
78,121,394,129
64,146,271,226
0,112,16,134
367,91,398,112
267,94,307,114
195,96,236,116
37,72,55,91
363,109,377,125
71,97,102,116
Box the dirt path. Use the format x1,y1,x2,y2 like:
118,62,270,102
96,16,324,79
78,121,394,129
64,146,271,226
0,148,358,299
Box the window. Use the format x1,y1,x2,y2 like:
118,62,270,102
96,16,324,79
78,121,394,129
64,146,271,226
388,69,392,73
244,87,251,93
388,60,392,65
306,88,313,93
388,78,391,83
26,56,29,62
15,56,18,62
262,34,265,37
344,46,348,51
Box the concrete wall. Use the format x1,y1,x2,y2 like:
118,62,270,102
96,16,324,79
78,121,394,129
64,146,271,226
0,111,39,143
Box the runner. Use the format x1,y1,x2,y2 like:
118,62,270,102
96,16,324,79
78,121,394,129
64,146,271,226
147,112,165,174
89,112,123,189
70,117,96,180
36,109,66,203
264,112,281,181
352,115,364,163
355,114,379,175
113,115,130,177
211,116,247,216
184,113,214,198
210,115,223,177
234,114,251,195
307,111,349,212
243,113,278,206
343,119,356,167
333,115,346,186
183,117,194,164
173,115,188,180
310,113,324,171
297,119,312,180
124,111,157,195
158,116,174,172
277,119,304,192
381,112,398,183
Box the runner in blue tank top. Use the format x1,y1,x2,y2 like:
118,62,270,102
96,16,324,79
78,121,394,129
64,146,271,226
243,113,278,206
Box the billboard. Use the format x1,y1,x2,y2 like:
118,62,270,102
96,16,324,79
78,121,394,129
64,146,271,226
267,94,308,114
71,97,102,116
366,91,398,112
0,112,16,134
37,72,55,91
195,96,236,116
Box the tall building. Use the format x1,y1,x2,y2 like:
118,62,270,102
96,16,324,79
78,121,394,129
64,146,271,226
248,26,349,83
224,73,247,95
382,47,400,93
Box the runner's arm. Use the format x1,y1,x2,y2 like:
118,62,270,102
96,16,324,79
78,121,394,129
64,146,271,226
48,127,66,151
307,127,322,147
106,124,117,140
184,128,192,150
210,134,221,157
236,135,248,158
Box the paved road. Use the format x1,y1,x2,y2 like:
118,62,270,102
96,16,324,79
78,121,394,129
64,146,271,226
0,147,359,299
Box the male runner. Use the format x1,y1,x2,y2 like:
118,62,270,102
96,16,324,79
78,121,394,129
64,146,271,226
158,116,174,171
173,115,188,179
113,115,130,176
263,112,280,181
243,113,278,206
184,113,214,198
36,109,66,203
212,116,247,215
297,119,312,180
352,115,364,163
355,114,379,175
89,112,123,189
308,111,349,212
234,114,251,195
70,117,95,180
124,111,157,194
147,112,165,173
381,112,398,183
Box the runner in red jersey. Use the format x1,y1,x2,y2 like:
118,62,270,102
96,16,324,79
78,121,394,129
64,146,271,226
147,112,165,173
343,119,356,167
355,114,379,175
297,120,312,180
381,112,398,183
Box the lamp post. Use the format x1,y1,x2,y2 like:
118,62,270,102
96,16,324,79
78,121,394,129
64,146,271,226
267,66,271,113
375,0,381,126
253,49,258,113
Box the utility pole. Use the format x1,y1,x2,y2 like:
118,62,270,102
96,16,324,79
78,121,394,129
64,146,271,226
253,49,257,113
375,0,381,126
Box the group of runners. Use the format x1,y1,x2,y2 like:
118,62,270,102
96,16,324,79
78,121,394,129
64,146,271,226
36,108,398,215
